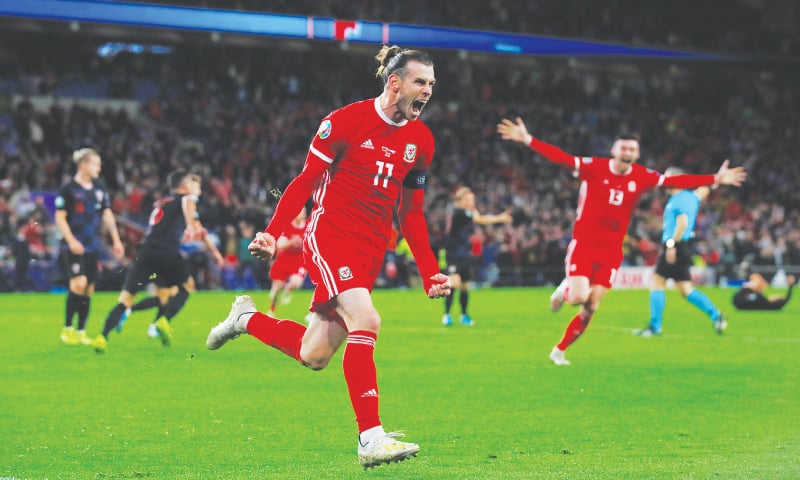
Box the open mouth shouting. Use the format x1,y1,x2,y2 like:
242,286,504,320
410,99,428,118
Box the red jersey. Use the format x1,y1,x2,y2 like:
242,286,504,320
572,157,664,245
266,97,443,293
304,98,434,256
526,137,715,247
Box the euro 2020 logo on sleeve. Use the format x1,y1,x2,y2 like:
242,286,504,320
317,120,332,139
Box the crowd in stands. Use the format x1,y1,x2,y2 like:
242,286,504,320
140,0,800,56
1,31,798,291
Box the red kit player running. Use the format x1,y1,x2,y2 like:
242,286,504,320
267,208,308,316
207,46,451,469
497,117,746,366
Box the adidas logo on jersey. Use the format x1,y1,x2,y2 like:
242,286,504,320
360,139,375,149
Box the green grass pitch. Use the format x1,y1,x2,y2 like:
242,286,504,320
1,287,798,479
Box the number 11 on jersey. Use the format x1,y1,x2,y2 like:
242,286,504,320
374,161,394,188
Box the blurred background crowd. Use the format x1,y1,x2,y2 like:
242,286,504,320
0,0,798,291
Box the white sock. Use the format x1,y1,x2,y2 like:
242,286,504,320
237,312,255,330
359,425,385,445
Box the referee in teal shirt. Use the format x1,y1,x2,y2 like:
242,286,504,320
635,167,726,336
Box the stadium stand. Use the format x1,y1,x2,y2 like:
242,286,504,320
0,4,798,291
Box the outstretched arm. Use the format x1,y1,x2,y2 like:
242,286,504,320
712,159,747,187
662,160,747,190
497,117,576,167
473,210,513,225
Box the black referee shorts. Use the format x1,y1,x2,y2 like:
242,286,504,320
654,242,693,282
445,254,477,283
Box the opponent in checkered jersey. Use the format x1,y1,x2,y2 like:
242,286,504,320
55,148,124,346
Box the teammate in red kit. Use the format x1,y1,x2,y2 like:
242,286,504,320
497,117,746,366
267,208,308,316
207,45,451,469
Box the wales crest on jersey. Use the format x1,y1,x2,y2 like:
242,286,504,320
404,143,417,163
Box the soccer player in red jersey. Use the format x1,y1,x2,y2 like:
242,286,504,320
207,45,451,468
497,117,746,366
267,208,308,316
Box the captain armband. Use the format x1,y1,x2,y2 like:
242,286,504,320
403,169,428,189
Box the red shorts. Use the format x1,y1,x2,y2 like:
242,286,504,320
303,234,383,305
269,251,306,281
564,238,623,289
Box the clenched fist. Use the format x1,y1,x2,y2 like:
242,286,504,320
248,232,277,261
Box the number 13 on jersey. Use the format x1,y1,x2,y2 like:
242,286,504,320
608,188,624,206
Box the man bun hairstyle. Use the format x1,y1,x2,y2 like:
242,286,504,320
375,45,433,86
72,148,98,164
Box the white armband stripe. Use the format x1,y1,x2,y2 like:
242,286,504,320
310,145,334,164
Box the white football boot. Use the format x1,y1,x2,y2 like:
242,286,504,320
713,312,728,334
549,346,571,366
358,431,420,469
206,295,257,350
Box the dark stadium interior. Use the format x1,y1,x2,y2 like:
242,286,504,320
1,1,798,292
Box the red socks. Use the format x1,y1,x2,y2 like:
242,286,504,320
556,312,591,351
248,316,380,433
343,330,381,433
246,312,306,360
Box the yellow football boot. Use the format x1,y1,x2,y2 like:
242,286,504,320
75,330,92,346
90,334,108,353
60,327,79,346
155,318,173,346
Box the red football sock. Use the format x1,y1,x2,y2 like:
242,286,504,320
556,312,592,350
343,330,381,433
246,312,305,361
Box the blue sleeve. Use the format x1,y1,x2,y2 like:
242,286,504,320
673,192,697,215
